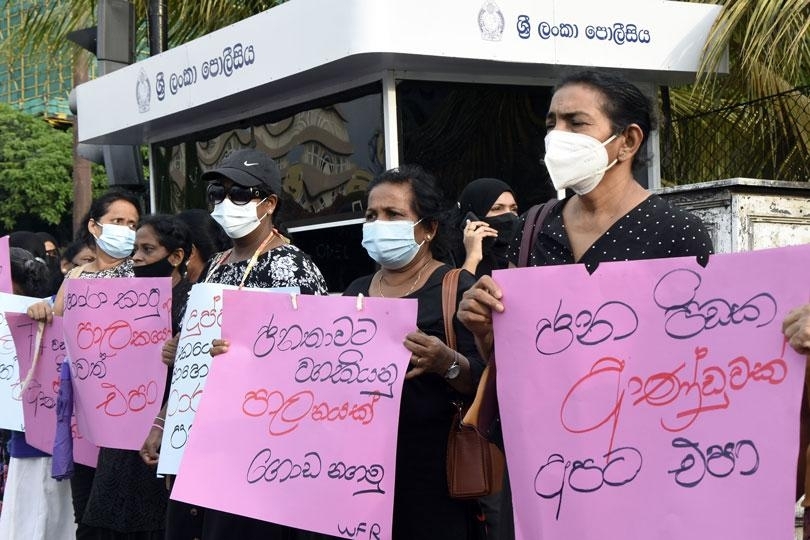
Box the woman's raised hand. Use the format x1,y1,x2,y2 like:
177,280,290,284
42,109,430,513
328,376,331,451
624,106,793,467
783,304,810,356
457,275,504,362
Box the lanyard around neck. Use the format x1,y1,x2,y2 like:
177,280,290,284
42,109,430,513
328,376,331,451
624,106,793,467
204,229,280,288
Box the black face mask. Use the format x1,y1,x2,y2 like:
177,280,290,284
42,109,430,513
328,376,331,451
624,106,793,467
482,213,519,254
133,256,175,278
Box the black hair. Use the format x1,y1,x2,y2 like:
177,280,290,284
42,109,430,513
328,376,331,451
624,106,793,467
557,70,656,170
137,214,193,275
175,209,232,264
88,189,142,222
62,238,94,264
10,247,50,297
9,231,47,260
367,164,457,263
9,231,62,295
76,190,140,249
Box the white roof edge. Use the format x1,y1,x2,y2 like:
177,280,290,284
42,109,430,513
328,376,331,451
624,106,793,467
76,0,724,145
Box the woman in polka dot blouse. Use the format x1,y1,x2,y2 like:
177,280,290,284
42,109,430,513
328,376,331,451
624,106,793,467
459,69,713,357
458,68,714,540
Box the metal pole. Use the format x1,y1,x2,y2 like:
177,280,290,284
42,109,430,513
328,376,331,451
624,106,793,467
148,0,168,55
381,70,399,169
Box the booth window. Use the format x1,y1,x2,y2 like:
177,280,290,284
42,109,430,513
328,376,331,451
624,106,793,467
397,80,556,208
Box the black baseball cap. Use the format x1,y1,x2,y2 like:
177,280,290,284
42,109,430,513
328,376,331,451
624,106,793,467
201,148,282,194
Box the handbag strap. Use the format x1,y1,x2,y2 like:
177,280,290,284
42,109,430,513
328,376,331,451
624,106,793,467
441,269,462,351
518,198,559,268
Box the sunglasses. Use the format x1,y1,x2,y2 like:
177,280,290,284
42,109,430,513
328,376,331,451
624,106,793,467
207,183,268,206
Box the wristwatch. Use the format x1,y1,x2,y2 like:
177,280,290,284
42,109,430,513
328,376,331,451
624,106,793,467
444,355,461,380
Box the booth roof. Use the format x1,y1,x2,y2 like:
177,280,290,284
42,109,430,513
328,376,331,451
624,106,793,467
76,0,724,145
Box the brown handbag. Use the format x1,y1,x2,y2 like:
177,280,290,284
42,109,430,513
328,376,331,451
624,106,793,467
442,269,505,499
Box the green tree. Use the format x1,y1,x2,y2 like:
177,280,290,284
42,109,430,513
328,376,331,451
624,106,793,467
1,0,287,227
6,1,807,186
0,103,76,229
665,0,810,183
9,0,285,61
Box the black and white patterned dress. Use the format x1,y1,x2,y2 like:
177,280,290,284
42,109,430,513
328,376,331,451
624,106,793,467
498,194,714,540
166,243,329,540
203,244,328,294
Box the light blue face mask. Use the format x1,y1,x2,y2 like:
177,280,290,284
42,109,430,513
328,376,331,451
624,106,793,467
361,219,424,269
95,222,136,259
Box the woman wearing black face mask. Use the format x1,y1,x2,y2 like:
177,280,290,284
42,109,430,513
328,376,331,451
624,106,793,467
132,214,193,334
457,178,519,279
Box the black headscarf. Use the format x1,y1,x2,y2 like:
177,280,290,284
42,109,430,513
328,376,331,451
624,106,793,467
458,178,514,219
455,178,519,278
9,231,47,260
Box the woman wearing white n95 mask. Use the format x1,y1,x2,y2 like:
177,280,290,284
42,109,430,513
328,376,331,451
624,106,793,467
460,68,715,394
457,71,714,540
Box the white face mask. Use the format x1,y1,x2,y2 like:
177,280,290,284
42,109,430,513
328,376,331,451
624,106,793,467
94,223,136,259
543,131,618,195
210,198,266,239
361,219,424,269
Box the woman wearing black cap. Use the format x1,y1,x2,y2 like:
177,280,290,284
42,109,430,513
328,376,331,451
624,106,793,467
456,178,519,279
200,148,327,294
167,148,328,540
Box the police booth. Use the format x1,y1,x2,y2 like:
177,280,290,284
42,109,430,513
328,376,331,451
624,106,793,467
75,0,722,292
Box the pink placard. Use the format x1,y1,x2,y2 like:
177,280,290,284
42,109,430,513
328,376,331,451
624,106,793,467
158,283,298,476
492,245,810,540
62,277,171,450
172,291,417,539
0,236,11,294
8,314,99,467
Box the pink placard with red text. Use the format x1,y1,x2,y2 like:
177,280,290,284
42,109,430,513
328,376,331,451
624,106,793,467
172,290,417,539
492,245,810,540
0,236,11,294
8,314,99,467
158,283,298,476
62,277,171,450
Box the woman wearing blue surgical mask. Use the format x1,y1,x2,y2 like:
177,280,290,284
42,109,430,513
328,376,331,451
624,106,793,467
341,165,487,540
27,190,140,321
74,215,193,540
26,189,141,539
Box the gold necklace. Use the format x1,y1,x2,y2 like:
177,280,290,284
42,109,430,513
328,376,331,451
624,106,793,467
377,259,432,298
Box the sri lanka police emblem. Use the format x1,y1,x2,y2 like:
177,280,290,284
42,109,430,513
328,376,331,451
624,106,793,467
136,69,151,113
478,1,504,41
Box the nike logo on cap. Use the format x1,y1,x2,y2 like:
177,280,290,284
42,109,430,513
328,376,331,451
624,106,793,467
244,161,259,167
